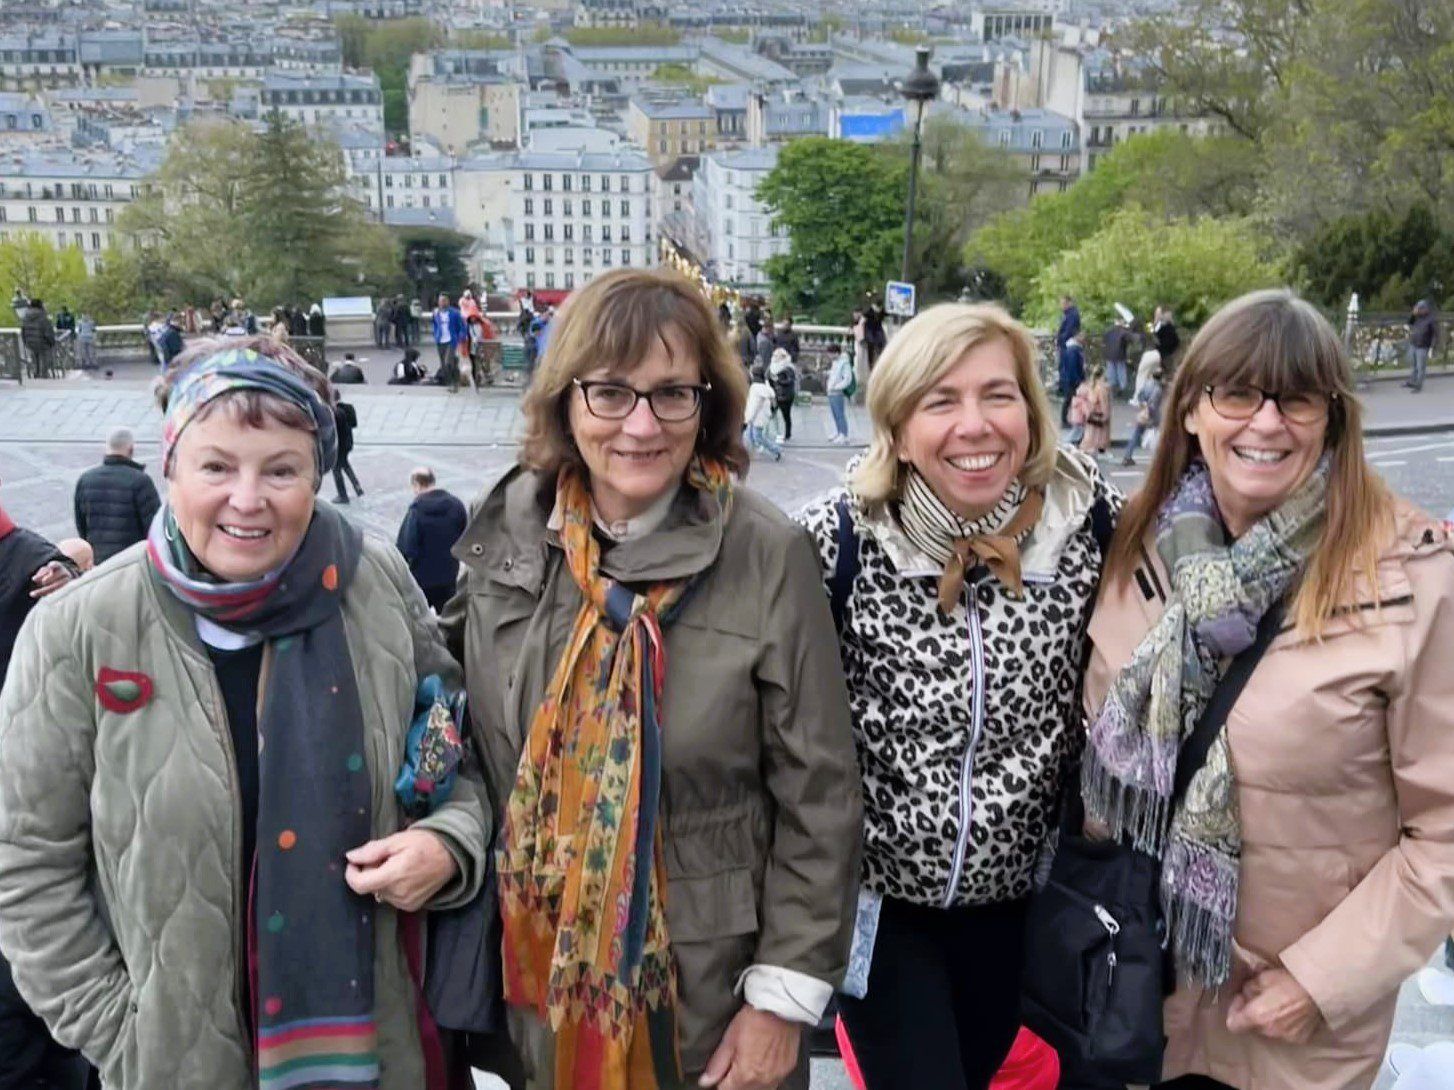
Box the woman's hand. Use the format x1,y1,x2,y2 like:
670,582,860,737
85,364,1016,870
344,829,457,913
698,1007,800,1090
30,561,73,599
1226,967,1322,1044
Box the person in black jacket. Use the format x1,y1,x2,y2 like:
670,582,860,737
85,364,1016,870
20,299,56,378
0,482,89,1090
73,429,161,564
394,467,467,612
330,389,364,504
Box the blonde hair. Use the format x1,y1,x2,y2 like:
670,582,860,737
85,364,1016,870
519,268,749,477
1105,288,1393,638
850,302,1059,514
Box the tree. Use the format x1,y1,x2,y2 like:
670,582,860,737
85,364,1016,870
394,226,473,304
0,233,88,312
332,16,444,135
118,116,399,308
1024,208,1284,330
651,63,720,94
757,138,908,320
1294,205,1454,311
451,30,512,50
563,24,681,46
73,245,156,322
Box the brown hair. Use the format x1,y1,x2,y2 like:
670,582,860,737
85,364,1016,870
518,268,749,476
155,335,332,456
1105,288,1393,638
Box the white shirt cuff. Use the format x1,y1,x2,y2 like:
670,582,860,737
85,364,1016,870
734,964,834,1026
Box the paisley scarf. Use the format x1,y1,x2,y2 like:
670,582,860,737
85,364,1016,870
1081,457,1329,987
498,457,734,1090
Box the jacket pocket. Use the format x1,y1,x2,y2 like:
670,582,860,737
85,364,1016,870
666,867,758,943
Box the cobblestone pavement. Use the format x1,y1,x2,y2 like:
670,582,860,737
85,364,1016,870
3,378,1453,1090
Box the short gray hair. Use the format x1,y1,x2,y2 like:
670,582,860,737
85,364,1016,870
106,427,134,455
410,466,436,489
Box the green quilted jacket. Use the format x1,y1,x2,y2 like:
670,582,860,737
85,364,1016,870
0,535,490,1089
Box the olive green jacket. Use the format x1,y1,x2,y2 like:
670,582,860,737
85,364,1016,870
0,537,490,1089
441,466,862,1087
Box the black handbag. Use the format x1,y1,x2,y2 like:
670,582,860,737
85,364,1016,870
1021,601,1285,1085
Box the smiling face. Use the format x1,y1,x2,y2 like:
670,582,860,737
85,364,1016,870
1185,389,1328,538
895,337,1031,520
168,408,318,581
566,327,703,525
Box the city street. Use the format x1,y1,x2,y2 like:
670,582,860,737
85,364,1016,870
1,376,1452,1090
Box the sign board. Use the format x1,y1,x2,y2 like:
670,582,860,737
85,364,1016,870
885,281,916,319
322,296,374,319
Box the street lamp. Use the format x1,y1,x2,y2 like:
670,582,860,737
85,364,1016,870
898,45,940,285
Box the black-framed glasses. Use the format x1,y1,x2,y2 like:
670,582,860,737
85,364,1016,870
1203,384,1336,425
573,379,711,422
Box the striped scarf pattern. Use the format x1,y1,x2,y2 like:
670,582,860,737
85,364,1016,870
499,458,733,1090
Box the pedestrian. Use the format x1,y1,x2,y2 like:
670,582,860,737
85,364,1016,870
20,298,56,378
73,427,162,565
852,308,869,381
53,305,74,336
388,346,426,385
718,299,732,330
0,337,489,1090
374,296,393,348
395,467,467,612
1084,288,1454,1090
1152,304,1180,364
75,311,98,370
393,295,412,348
307,302,325,338
768,346,799,441
228,297,257,336
797,302,1118,1090
1120,361,1164,466
408,296,423,345
861,294,887,369
522,318,540,383
744,295,763,337
430,293,467,392
1072,363,1112,458
439,267,859,1089
826,340,855,444
330,387,364,504
287,304,307,338
159,312,184,368
1055,294,1081,365
774,315,801,363
268,307,290,344
1058,329,1086,428
329,352,366,385
0,475,83,1090
535,305,554,363
1407,298,1437,392
1134,345,1162,396
516,294,534,336
1103,313,1132,398
745,362,784,460
209,299,226,333
754,323,774,369
182,304,200,335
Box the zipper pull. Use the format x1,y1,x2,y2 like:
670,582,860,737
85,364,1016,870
1093,903,1121,936
1107,949,1117,991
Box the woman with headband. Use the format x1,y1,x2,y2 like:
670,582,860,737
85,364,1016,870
0,337,490,1090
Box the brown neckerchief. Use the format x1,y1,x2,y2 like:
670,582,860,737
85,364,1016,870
937,488,1045,613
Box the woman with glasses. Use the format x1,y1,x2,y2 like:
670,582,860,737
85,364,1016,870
1083,289,1454,1090
441,268,861,1090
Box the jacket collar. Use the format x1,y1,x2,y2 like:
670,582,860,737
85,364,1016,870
103,454,144,470
454,464,730,593
855,447,1099,584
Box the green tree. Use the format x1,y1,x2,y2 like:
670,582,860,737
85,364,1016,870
1294,205,1454,311
1025,208,1284,330
119,117,399,307
73,245,155,322
451,30,512,50
563,24,681,46
0,233,88,313
395,226,474,304
757,138,908,320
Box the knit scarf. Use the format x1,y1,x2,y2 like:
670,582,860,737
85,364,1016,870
1082,457,1329,988
147,501,381,1089
498,458,734,1090
896,470,1043,608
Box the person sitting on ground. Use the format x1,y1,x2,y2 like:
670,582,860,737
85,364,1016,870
389,347,426,386
329,353,366,384
73,427,161,565
395,468,467,613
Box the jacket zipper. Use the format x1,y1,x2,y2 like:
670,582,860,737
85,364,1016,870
942,578,987,908
202,670,253,1067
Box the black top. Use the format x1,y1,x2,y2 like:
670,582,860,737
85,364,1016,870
396,487,468,592
73,455,162,564
205,642,263,878
0,527,68,685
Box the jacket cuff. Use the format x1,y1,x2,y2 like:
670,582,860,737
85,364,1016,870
734,964,833,1026
412,807,485,912
1278,936,1354,1032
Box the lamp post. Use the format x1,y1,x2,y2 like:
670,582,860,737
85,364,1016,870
898,45,940,285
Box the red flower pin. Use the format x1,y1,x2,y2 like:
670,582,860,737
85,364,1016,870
95,667,154,714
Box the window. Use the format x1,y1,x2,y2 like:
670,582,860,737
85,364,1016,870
543,174,553,191
404,174,413,188
621,226,630,242
421,174,430,188
602,200,611,218
619,199,629,217
621,248,631,266
71,208,80,222
1061,130,1073,149
423,196,430,208
28,206,37,222
525,246,535,263
524,223,534,240
563,199,572,216
582,199,591,216
544,224,554,241
583,247,593,265
659,139,667,154
55,208,64,222
602,225,612,243
563,174,572,191
524,173,533,191
725,194,733,210
57,231,65,247
564,247,573,265
602,248,612,266
385,174,394,188
600,175,610,192
526,272,536,288
997,130,1010,147
1031,129,1043,148
565,272,574,288
386,195,394,208
582,175,591,191
524,198,533,215
1130,98,1140,117
619,175,630,192
1031,155,1041,172
545,247,554,263
543,198,553,215
438,174,447,187
546,272,555,288
90,232,100,250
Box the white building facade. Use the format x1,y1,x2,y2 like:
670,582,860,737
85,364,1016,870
692,146,785,290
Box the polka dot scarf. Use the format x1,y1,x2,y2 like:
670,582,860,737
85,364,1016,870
147,500,382,1089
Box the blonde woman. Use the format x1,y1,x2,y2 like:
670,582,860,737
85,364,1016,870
797,303,1120,1089
1085,289,1454,1090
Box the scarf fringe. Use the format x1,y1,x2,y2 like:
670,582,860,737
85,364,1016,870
1079,745,1172,857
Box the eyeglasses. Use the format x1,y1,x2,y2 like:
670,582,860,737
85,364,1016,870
573,379,711,422
1203,384,1336,425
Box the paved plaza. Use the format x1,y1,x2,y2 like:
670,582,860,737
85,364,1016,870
2,374,1453,1089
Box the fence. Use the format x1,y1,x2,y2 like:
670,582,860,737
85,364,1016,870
0,327,327,384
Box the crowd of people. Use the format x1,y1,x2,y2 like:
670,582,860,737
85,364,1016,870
1,269,1452,1090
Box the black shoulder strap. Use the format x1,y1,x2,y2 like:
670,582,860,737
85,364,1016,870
1172,600,1285,805
829,497,860,635
1088,495,1114,565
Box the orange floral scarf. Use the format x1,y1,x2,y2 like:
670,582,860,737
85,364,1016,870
498,457,734,1089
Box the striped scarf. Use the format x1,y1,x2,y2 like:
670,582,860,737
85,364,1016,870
498,458,733,1090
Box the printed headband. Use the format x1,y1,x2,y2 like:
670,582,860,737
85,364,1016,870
162,347,338,486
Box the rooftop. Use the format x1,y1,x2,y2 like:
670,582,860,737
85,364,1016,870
630,96,714,121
